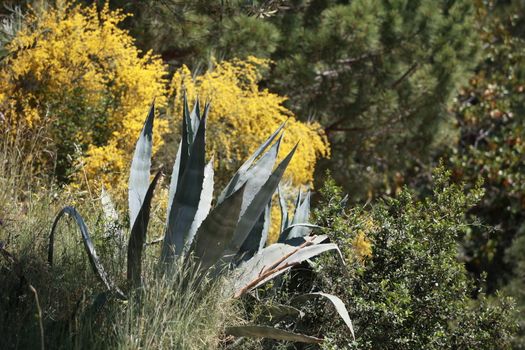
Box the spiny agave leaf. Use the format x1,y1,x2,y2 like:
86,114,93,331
127,171,162,287
240,133,283,214
233,243,298,293
293,188,302,216
191,98,201,120
287,190,311,239
189,98,201,139
246,243,343,293
202,101,211,121
279,224,321,241
185,94,202,145
278,185,288,234
259,202,271,252
284,234,329,246
166,101,202,215
291,189,309,225
217,121,286,204
48,207,125,299
222,144,298,264
237,199,271,262
129,103,155,229
293,292,355,340
185,158,214,253
162,112,207,261
278,243,343,268
166,141,182,219
225,325,322,344
178,96,191,188
183,92,192,142
190,185,246,271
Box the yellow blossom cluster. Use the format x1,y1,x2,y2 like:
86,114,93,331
0,1,167,189
168,57,330,188
352,215,374,263
0,0,329,230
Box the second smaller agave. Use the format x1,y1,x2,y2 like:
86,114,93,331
48,98,355,343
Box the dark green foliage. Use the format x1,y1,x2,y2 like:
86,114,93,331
268,0,479,200
310,168,516,349
445,0,525,293
80,0,481,201
504,232,525,349
96,0,282,65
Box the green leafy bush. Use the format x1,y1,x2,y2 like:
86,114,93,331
309,168,516,349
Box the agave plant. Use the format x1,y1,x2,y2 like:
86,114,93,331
48,98,354,343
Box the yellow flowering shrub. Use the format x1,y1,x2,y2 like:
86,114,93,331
168,57,330,188
0,1,168,188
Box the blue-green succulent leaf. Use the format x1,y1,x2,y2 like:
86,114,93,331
162,112,207,261
191,185,246,271
128,103,154,229
217,122,286,204
49,207,125,299
128,171,162,287
222,144,297,264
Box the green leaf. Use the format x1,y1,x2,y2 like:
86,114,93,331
225,325,323,344
128,102,154,229
127,171,162,287
48,207,125,299
190,185,246,271
162,112,207,261
293,292,355,340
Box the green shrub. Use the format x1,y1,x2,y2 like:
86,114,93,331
309,167,517,349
